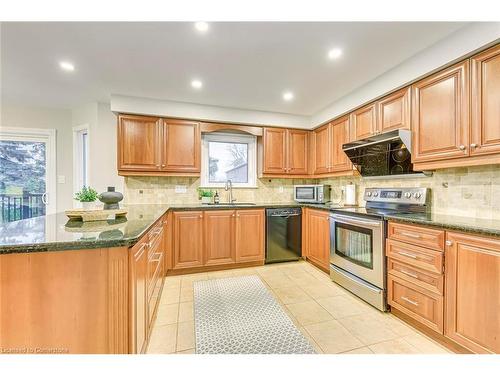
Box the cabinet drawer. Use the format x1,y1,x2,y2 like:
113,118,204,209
388,222,444,251
386,239,443,274
147,241,164,299
388,258,444,295
388,275,443,334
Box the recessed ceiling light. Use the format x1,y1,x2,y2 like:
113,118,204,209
194,22,209,32
328,48,343,60
59,61,75,71
191,80,203,89
283,92,294,101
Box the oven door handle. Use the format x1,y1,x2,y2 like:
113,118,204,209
330,214,382,228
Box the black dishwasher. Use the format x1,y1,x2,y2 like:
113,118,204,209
265,208,302,263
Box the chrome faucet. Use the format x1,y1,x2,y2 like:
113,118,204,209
225,179,236,204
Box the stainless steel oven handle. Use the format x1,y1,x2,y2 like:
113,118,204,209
330,214,382,228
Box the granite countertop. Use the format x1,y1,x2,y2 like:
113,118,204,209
384,212,500,238
3,201,500,254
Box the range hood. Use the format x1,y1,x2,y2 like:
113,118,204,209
342,129,427,178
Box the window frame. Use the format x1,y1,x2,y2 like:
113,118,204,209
200,132,257,188
73,124,90,196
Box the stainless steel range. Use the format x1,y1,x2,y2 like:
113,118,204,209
329,187,430,311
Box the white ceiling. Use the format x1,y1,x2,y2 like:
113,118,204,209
1,22,468,115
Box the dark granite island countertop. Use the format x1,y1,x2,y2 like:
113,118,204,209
0,204,171,254
385,212,500,238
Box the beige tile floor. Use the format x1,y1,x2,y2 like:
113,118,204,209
146,260,452,354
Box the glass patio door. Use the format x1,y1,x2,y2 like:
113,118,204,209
0,128,56,223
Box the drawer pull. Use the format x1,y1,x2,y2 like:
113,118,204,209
397,251,418,259
400,232,421,239
399,269,419,279
401,296,419,306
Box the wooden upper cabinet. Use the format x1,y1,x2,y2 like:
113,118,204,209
235,209,264,263
377,87,411,133
445,232,500,354
162,119,201,172
118,115,161,171
350,103,377,140
471,44,500,156
330,116,351,172
312,124,331,174
287,129,309,174
262,128,287,174
262,128,308,175
412,61,470,163
204,210,236,266
172,211,204,269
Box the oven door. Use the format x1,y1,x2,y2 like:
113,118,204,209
294,186,318,202
329,213,384,289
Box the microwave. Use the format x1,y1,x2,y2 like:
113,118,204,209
294,185,331,203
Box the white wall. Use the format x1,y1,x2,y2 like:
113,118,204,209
312,22,500,126
110,94,311,129
0,101,74,211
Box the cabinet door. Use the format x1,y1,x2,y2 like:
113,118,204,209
330,116,352,172
350,103,377,140
312,124,331,174
377,87,411,133
445,232,500,354
471,44,500,156
162,119,201,172
173,211,204,269
235,209,264,263
130,240,148,354
287,129,309,175
306,209,330,270
204,210,236,266
118,115,161,171
262,128,287,174
412,61,470,163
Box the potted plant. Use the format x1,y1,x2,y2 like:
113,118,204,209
198,188,214,204
74,186,100,210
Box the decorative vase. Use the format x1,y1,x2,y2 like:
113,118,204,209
81,201,96,210
201,196,212,204
99,186,124,210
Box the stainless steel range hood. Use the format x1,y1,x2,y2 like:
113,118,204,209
342,129,427,178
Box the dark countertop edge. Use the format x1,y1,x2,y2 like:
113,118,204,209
3,203,500,255
384,214,500,238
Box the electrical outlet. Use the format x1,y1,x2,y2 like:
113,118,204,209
57,175,66,184
175,185,187,193
278,186,284,193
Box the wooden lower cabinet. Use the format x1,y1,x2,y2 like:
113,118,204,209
130,240,148,354
204,210,236,266
445,232,500,354
235,209,265,262
173,211,204,269
304,209,330,272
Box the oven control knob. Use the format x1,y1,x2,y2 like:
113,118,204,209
413,192,422,199
404,192,411,198
366,192,372,197
373,192,379,197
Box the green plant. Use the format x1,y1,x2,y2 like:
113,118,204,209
198,188,214,199
74,186,100,202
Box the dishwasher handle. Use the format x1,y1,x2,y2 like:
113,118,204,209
268,213,302,218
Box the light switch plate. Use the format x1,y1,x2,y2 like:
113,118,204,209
57,175,66,184
278,186,284,193
175,185,187,193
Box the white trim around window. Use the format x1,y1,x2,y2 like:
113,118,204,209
72,124,90,196
0,127,57,215
200,132,257,188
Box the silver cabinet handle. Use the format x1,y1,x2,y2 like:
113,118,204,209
401,296,419,306
459,145,466,151
470,143,477,149
398,251,418,259
400,231,421,239
399,269,419,279
445,240,453,246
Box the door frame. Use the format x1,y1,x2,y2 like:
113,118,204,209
0,127,57,214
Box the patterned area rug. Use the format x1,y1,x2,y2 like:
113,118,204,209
193,275,316,354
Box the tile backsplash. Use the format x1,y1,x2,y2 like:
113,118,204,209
124,164,500,219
